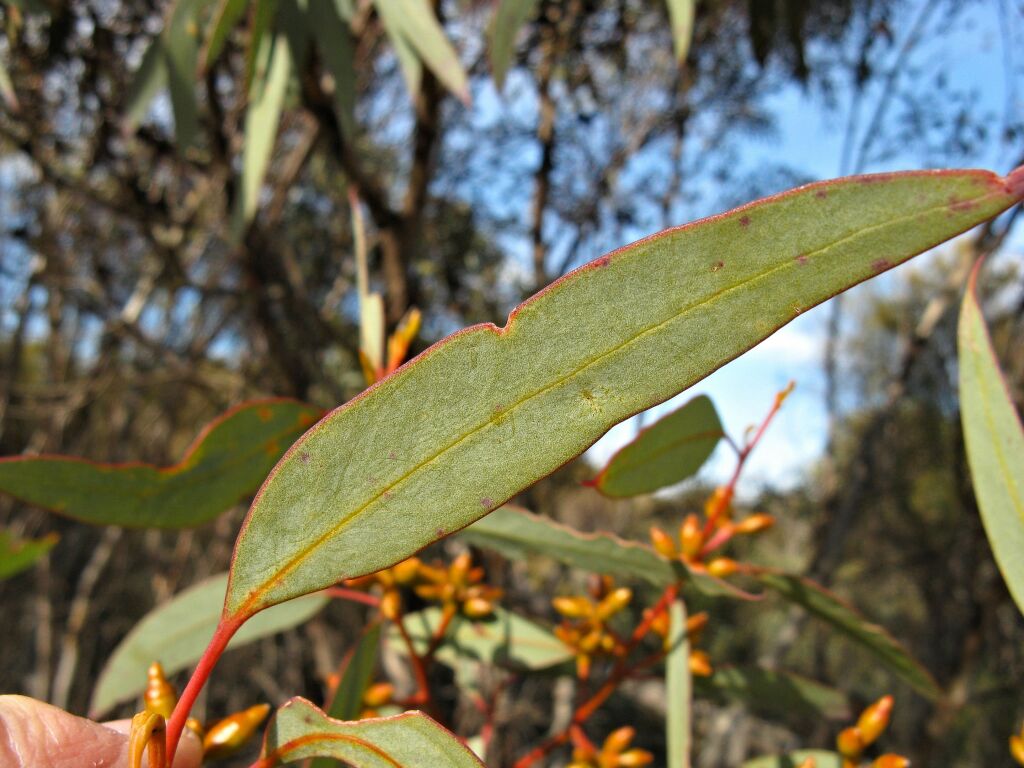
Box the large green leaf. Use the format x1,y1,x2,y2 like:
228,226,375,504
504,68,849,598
487,0,539,92
0,399,320,528
756,572,940,699
257,697,483,767
90,572,327,717
695,666,850,721
959,259,1024,616
461,506,744,598
372,0,468,102
743,750,843,768
225,167,1024,621
589,394,722,497
392,605,573,672
666,599,691,768
0,529,57,580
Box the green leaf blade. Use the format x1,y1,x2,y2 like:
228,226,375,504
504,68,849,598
591,394,722,497
90,572,326,717
0,399,321,528
0,530,58,580
665,0,696,63
695,666,850,721
958,259,1024,616
743,750,843,768
666,599,691,768
226,168,1024,620
261,697,484,767
487,0,539,91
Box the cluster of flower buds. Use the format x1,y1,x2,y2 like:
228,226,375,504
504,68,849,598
649,507,774,577
552,577,632,679
1011,721,1024,765
835,695,908,768
567,726,653,768
646,607,713,677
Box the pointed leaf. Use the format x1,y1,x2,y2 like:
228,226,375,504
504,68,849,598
665,0,695,63
959,259,1024,616
666,598,691,767
487,0,538,91
124,37,169,129
695,666,850,721
164,0,203,149
461,506,745,598
743,750,843,768
0,529,57,580
309,0,357,137
258,697,483,767
0,399,321,528
200,0,250,72
91,572,326,717
373,0,468,102
590,394,722,497
756,571,940,698
225,167,1024,621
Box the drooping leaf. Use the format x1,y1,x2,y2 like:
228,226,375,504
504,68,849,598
756,572,940,699
487,0,539,92
200,0,250,72
372,0,468,102
589,394,722,497
257,697,483,767
310,624,381,768
124,36,169,129
309,0,356,137
224,167,1024,622
694,666,850,721
0,530,57,580
233,31,292,237
666,599,691,767
959,259,1024,617
665,0,696,63
461,506,745,598
90,572,327,717
742,750,843,768
0,399,320,528
392,605,573,672
163,0,204,149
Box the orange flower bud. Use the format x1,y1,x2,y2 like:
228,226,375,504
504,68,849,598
579,628,603,653
553,595,593,618
143,661,177,719
836,726,865,759
680,514,704,559
649,527,677,559
203,703,271,760
618,749,654,767
362,682,394,708
649,608,670,638
600,633,618,653
795,758,816,768
734,513,775,535
391,557,421,584
451,552,473,580
685,612,709,640
688,650,713,677
603,725,635,754
596,587,633,620
706,557,739,578
380,589,402,620
463,597,495,618
576,653,592,680
185,717,204,739
704,486,733,520
857,695,894,745
871,756,910,768
1011,734,1024,766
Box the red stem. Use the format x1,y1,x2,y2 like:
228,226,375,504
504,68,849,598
325,586,381,607
165,613,244,764
393,613,435,714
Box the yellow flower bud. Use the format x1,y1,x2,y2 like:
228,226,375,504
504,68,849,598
685,611,709,641
143,661,177,719
871,756,910,768
596,587,633,620
618,748,654,767
603,725,635,754
688,650,713,677
680,514,704,559
362,682,394,708
1011,734,1024,766
203,703,271,760
553,595,593,618
649,527,677,559
463,597,495,618
706,557,739,578
391,557,421,584
734,513,775,535
836,726,865,759
380,589,402,620
857,695,894,745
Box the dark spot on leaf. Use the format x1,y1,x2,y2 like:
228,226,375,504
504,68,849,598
492,404,503,414
258,407,273,422
580,389,594,400
480,497,493,508
947,195,977,213
815,189,828,199
300,451,310,464
387,451,396,460
711,260,725,272
871,258,892,273
592,255,611,268
795,254,808,265
383,490,392,499
739,215,751,228
436,527,446,537
368,475,379,485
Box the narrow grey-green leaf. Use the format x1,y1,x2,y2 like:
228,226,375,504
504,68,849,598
743,750,843,768
666,598,691,768
201,0,249,71
90,572,326,717
225,167,1024,621
665,0,695,63
372,0,468,101
309,0,356,138
756,571,940,699
0,530,57,580
487,0,538,91
124,37,169,129
694,666,850,721
590,394,722,497
959,259,1024,617
461,506,745,598
258,697,483,767
164,0,202,149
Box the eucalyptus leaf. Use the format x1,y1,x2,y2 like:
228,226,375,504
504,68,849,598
487,0,539,91
0,530,57,580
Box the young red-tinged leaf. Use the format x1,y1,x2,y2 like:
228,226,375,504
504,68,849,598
0,529,58,580
743,751,844,768
223,167,1023,626
756,572,940,699
589,394,723,497
90,573,327,717
254,697,483,767
0,399,320,528
695,666,851,721
959,259,1024,617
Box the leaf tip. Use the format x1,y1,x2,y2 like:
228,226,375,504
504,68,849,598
1007,164,1024,198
